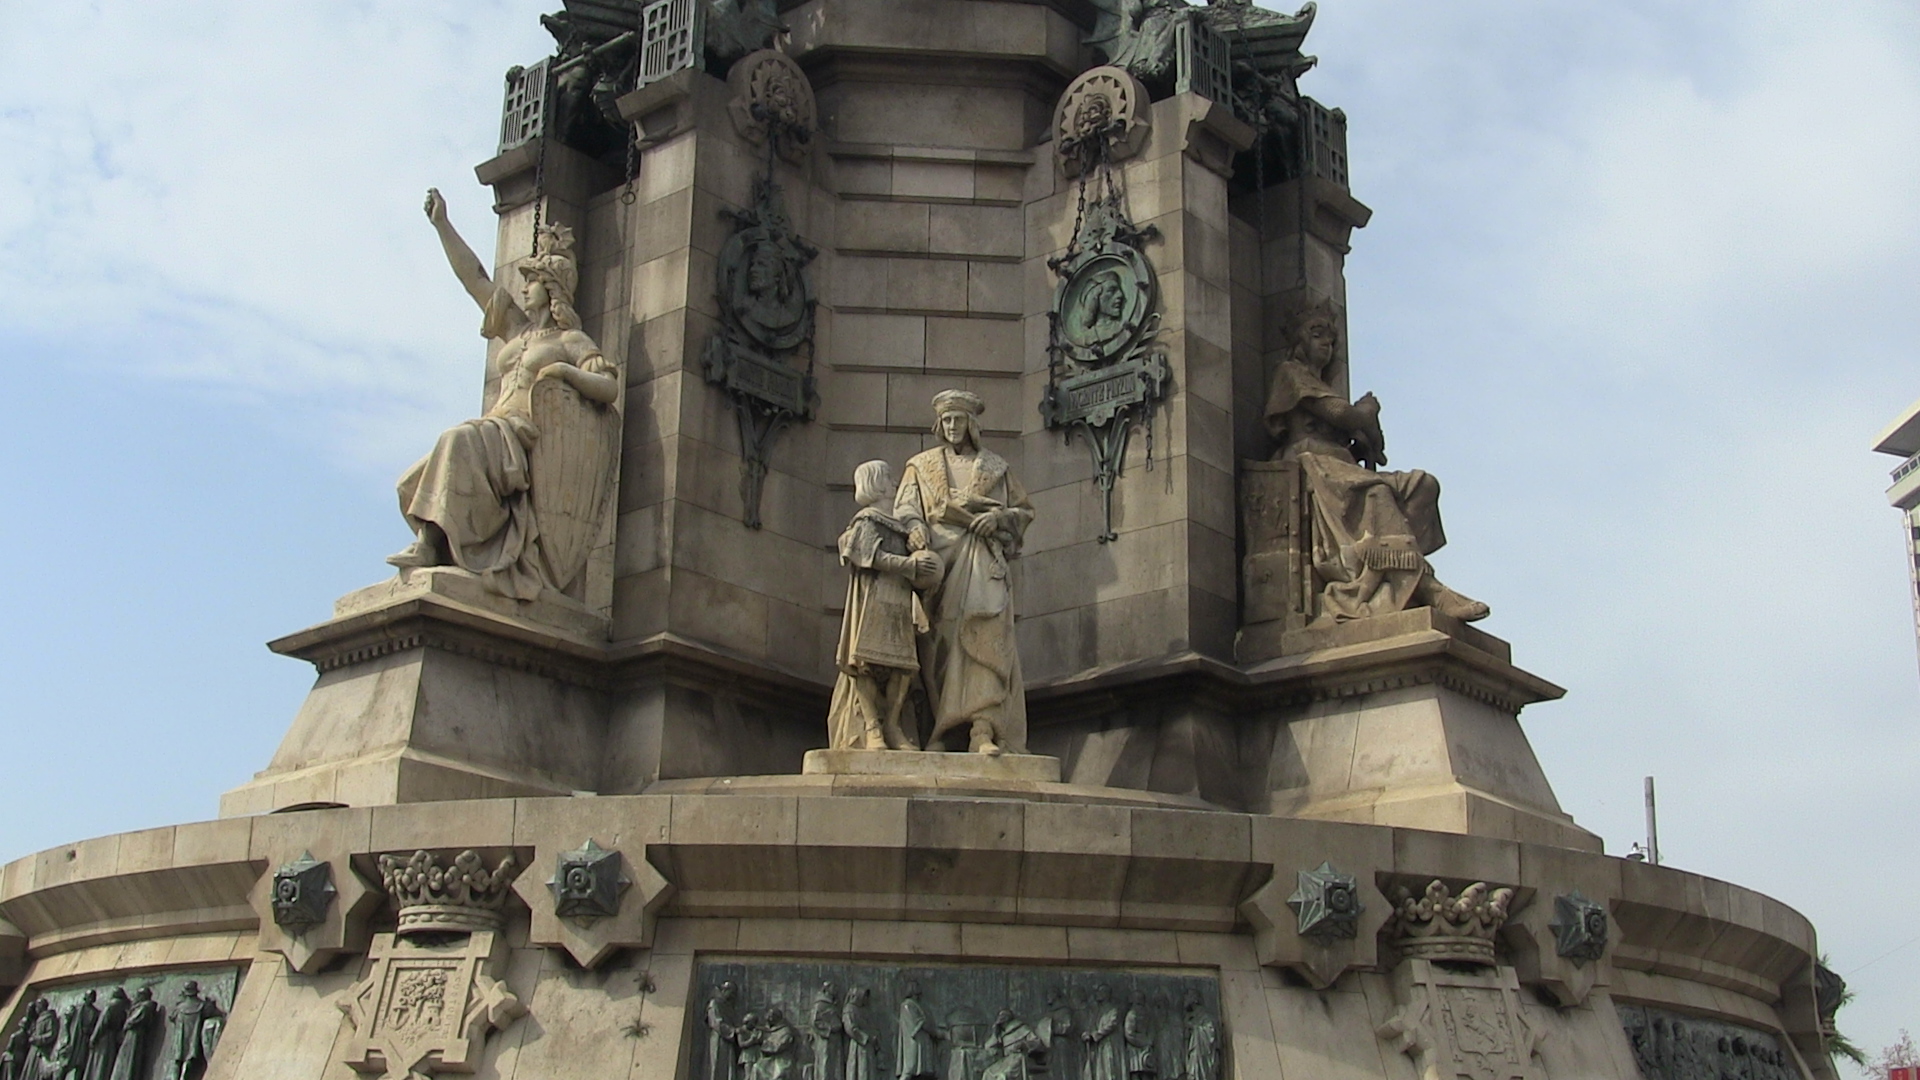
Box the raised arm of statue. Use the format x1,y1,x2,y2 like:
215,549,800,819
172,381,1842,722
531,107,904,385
424,188,496,311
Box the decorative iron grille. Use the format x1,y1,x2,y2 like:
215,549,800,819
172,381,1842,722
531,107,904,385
1174,16,1234,111
639,0,704,87
1302,96,1349,189
498,57,551,154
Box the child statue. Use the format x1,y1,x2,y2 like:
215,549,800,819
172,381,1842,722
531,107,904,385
827,461,943,751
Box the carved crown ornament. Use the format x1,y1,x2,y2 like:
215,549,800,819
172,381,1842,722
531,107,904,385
379,850,520,935
1386,880,1514,967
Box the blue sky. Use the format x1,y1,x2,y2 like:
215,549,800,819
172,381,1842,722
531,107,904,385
1,0,1915,1067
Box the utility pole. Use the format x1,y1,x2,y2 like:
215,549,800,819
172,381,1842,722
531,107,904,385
1644,776,1660,866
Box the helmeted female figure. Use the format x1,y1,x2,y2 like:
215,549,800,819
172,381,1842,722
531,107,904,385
388,190,621,604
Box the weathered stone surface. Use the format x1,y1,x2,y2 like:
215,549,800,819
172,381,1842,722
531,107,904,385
803,750,1062,783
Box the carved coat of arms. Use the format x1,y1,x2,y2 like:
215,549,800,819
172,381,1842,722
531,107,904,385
338,931,524,1077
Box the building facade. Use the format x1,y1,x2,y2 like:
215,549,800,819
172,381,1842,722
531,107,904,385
1874,398,1920,671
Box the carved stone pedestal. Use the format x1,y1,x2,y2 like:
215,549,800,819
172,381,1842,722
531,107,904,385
802,749,1062,783
221,586,612,814
335,567,610,642
1254,609,1595,852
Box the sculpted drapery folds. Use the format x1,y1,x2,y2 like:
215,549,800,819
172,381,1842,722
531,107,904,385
387,189,621,603
828,461,943,753
894,982,939,1080
1263,304,1489,625
895,391,1035,757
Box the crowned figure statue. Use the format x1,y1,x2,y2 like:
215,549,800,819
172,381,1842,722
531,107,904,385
387,191,622,604
1263,304,1487,625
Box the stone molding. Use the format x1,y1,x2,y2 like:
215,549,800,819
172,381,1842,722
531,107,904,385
1027,619,1565,721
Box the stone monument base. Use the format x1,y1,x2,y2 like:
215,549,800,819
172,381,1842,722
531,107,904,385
335,565,609,642
802,749,1062,783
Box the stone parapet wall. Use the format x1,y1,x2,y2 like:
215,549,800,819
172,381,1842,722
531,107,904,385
0,796,1831,1078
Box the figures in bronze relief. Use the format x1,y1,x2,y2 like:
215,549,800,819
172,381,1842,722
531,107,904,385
808,983,841,1080
1,1010,29,1080
54,991,97,1080
108,990,159,1080
1082,984,1126,1080
827,461,943,752
3,974,235,1080
1264,304,1488,626
842,988,878,1080
81,990,128,1080
893,982,940,1080
21,1000,56,1080
1182,991,1219,1080
389,191,621,603
693,964,1221,1080
895,392,1035,756
708,982,744,1080
164,982,221,1080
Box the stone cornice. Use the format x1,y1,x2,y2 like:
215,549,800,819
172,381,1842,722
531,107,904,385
269,595,833,708
1028,623,1566,723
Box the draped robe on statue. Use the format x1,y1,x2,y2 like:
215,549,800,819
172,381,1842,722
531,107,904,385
1264,358,1449,623
894,446,1034,754
395,285,617,602
825,509,926,750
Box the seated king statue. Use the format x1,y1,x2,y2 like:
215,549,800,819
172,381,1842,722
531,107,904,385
1263,304,1489,626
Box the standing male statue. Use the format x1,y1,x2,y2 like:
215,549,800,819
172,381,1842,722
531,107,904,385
895,391,1035,756
1263,304,1488,625
387,190,622,604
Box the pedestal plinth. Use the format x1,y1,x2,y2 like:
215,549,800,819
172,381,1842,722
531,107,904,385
802,749,1062,783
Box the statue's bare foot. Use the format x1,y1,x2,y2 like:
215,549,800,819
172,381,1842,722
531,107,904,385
1421,578,1490,622
861,726,888,751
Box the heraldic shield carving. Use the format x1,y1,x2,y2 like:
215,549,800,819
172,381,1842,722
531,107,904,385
338,932,525,1078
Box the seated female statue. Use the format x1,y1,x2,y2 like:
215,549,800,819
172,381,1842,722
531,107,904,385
386,190,621,603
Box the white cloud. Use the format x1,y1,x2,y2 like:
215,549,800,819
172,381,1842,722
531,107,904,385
0,0,555,467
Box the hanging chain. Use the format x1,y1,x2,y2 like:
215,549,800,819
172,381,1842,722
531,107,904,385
530,63,552,257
